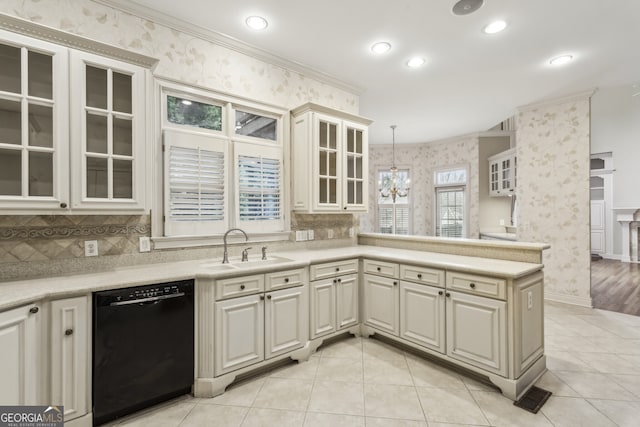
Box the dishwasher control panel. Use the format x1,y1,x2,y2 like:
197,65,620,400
94,279,194,306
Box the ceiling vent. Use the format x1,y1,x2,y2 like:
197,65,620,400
452,0,484,16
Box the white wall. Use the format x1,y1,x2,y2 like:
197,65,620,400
591,84,640,255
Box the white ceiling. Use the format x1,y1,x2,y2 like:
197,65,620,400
116,0,640,144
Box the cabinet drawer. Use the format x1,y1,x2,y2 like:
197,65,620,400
400,264,445,287
310,259,358,281
216,274,265,300
265,268,306,291
446,272,506,300
363,259,399,278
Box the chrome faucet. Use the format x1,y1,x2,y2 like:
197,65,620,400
222,228,249,264
261,246,268,260
241,247,252,262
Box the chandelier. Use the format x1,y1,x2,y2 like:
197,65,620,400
378,125,410,203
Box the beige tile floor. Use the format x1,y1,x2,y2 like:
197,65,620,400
106,301,640,426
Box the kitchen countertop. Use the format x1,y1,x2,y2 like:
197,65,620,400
0,245,543,311
479,232,518,241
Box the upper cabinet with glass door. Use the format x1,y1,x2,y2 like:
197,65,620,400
70,50,146,211
291,103,371,213
0,30,69,210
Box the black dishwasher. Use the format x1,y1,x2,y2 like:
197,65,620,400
92,279,194,426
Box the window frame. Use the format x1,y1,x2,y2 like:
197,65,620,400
376,167,412,235
151,80,290,249
433,165,469,238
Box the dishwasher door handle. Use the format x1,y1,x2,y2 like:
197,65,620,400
108,292,186,306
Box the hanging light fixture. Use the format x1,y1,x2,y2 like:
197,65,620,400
378,125,410,203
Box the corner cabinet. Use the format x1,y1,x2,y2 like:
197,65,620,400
0,28,151,213
291,103,372,213
488,148,516,197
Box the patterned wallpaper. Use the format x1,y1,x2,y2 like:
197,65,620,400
0,0,359,112
361,136,480,238
516,96,592,306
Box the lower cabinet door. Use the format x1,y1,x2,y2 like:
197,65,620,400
215,295,264,376
336,274,358,330
363,274,399,335
310,279,337,339
399,281,445,353
0,304,39,405
50,296,89,421
265,286,307,359
446,291,507,376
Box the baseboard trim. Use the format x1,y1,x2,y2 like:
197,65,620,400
544,292,593,308
600,253,621,261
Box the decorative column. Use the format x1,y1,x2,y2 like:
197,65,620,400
613,208,640,263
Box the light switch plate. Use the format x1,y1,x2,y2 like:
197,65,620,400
85,240,98,257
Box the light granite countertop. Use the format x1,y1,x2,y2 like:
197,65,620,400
479,232,518,241
0,245,543,311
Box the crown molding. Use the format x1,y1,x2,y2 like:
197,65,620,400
94,0,364,95
517,88,597,112
0,13,158,68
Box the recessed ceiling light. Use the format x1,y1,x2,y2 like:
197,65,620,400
245,16,268,31
371,42,392,54
483,20,507,34
407,57,425,68
452,0,484,16
549,54,573,66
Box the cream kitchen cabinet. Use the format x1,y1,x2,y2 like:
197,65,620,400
214,273,308,376
50,296,90,423
291,103,372,213
488,148,516,197
362,274,399,335
0,28,151,213
0,303,40,405
400,281,446,354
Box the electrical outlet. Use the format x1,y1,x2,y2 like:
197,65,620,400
499,219,505,226
85,240,98,257
307,230,314,240
527,291,533,310
139,236,151,252
327,229,334,239
349,227,354,238
295,230,307,241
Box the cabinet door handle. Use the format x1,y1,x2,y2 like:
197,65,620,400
337,278,342,283
417,274,422,279
65,328,74,336
240,285,245,290
445,292,451,297
469,283,476,289
333,279,337,284
267,295,272,300
284,278,289,283
60,202,67,208
29,306,39,314
438,290,443,296
260,295,265,300
393,281,398,286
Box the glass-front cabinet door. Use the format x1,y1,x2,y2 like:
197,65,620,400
343,122,367,211
315,115,341,210
0,31,69,210
70,51,146,210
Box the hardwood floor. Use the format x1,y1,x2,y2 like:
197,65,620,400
591,258,640,316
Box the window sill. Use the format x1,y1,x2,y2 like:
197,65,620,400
151,231,291,250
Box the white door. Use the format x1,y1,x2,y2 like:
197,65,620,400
215,295,264,375
363,274,399,335
591,200,606,254
265,287,307,359
50,296,88,421
446,291,507,376
336,274,358,330
310,279,337,339
400,281,445,354
0,304,39,405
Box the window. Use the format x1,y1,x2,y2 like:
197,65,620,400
159,87,285,241
434,167,467,238
377,169,410,235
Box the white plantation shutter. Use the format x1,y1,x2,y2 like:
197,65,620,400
163,129,229,236
235,144,284,233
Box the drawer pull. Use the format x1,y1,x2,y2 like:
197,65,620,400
336,267,340,272
438,290,443,296
29,307,39,314
65,328,74,336
284,278,289,283
377,267,381,272
240,285,245,290
417,274,422,279
469,283,476,289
